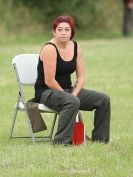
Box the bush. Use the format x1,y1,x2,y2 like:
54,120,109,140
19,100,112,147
0,0,123,36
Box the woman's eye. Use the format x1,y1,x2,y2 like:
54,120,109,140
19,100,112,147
57,28,70,32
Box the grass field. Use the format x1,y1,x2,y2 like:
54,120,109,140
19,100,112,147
0,37,133,177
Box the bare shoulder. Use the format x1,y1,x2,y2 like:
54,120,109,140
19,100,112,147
40,43,56,61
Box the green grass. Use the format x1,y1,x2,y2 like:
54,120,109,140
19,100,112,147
0,37,133,177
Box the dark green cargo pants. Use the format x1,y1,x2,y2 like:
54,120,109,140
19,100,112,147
40,88,111,144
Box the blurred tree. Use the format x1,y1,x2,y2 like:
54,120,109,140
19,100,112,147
0,0,123,36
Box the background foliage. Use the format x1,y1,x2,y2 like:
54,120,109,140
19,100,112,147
0,0,123,36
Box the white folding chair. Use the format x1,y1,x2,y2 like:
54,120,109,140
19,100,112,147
9,54,58,144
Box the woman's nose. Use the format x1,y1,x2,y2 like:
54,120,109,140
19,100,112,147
61,30,66,35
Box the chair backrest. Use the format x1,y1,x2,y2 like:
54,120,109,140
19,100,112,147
12,54,39,85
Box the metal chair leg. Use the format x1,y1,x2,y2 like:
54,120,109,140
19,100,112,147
24,110,35,144
49,113,58,141
10,103,57,144
9,107,18,139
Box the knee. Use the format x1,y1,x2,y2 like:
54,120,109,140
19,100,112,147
103,94,110,105
69,96,80,108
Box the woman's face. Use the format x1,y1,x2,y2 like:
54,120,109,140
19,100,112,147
53,22,72,42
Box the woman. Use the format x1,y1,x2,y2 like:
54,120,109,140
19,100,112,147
34,16,111,145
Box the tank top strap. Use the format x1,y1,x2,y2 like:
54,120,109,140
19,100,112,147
45,42,60,56
39,42,60,58
44,41,78,60
40,41,77,60
73,41,78,60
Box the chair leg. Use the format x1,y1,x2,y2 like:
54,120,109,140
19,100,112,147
24,110,36,144
9,107,18,139
10,104,57,144
49,113,58,141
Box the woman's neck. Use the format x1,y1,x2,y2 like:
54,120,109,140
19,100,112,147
52,38,70,49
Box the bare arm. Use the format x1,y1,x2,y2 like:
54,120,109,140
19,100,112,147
40,45,64,91
71,43,85,96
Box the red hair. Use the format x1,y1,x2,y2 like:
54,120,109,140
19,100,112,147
52,16,76,39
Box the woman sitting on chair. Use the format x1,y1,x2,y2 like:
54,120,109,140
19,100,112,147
34,15,111,145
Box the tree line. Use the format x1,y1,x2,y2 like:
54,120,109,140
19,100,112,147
0,0,123,35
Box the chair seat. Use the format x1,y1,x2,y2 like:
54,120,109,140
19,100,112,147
17,101,55,113
38,103,55,113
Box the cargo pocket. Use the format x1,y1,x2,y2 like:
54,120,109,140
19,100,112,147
40,89,64,112
48,90,64,112
40,89,53,107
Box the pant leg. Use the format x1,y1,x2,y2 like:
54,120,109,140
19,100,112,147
78,88,111,143
40,89,80,144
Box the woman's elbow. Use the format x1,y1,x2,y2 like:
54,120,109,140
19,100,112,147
45,78,54,87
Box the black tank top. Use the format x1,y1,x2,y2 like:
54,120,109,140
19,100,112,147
34,41,78,102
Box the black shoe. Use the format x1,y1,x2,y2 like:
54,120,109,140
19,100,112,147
92,139,109,144
52,140,73,147
92,134,109,144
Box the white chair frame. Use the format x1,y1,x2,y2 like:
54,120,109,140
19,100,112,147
9,54,58,144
